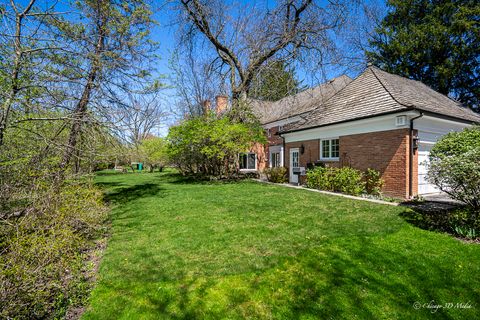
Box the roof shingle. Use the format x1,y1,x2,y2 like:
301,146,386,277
249,74,352,124
287,67,480,132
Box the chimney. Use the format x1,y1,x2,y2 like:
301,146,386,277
215,95,228,116
202,99,211,115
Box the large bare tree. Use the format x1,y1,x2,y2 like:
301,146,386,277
175,0,352,110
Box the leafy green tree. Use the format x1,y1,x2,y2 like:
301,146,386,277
140,137,169,172
367,0,480,110
428,126,480,213
250,61,303,101
167,115,266,177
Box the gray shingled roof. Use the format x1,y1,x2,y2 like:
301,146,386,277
287,66,480,132
249,74,352,124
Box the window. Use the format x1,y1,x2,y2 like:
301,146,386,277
271,152,281,167
320,138,339,160
239,153,256,170
292,150,299,167
278,125,284,132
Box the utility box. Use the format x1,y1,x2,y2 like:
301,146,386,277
131,162,143,171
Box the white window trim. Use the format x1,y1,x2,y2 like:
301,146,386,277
268,146,284,168
320,138,340,161
239,152,257,171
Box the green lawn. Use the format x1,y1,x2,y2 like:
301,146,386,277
83,170,480,319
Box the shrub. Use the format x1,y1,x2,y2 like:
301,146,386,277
429,126,480,159
364,168,384,195
306,166,331,190
428,126,480,216
0,180,108,319
264,167,288,183
333,167,365,195
306,166,365,196
167,116,266,178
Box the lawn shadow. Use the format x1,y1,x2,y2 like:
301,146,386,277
398,200,465,234
101,237,468,319
166,173,251,185
103,183,165,205
95,181,123,188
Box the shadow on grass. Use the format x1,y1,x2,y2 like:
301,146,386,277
103,183,165,205
94,237,469,319
398,201,476,239
167,173,252,185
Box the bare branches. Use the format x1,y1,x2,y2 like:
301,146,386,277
175,0,351,108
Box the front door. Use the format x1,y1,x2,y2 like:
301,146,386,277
289,148,299,183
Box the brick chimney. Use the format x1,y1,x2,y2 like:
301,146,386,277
215,95,228,116
202,99,211,115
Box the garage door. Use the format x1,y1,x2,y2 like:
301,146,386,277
418,143,440,195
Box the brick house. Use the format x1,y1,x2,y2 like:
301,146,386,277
249,66,480,199
245,75,352,172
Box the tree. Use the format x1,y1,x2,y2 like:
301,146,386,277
50,0,158,174
427,126,480,214
367,0,480,110
140,136,169,172
116,93,168,147
175,0,351,114
167,115,266,177
250,60,304,101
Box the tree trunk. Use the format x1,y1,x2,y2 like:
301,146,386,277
57,15,106,178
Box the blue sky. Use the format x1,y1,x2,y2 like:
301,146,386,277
11,0,388,135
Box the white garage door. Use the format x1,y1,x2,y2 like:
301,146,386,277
418,143,440,195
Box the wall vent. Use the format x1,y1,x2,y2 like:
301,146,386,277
395,115,407,126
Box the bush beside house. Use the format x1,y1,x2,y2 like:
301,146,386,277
427,126,480,237
264,167,288,183
305,166,383,197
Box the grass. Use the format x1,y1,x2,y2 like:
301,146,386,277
83,170,480,319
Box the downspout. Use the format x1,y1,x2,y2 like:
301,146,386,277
409,111,424,198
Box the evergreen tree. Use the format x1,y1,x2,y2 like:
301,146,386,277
367,0,480,110
250,60,304,101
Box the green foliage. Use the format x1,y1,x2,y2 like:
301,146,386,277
428,148,480,213
250,60,304,101
367,0,480,109
139,137,169,172
428,126,480,213
429,126,480,159
0,180,107,319
401,206,479,239
306,166,365,196
264,167,288,183
364,168,384,195
167,115,266,177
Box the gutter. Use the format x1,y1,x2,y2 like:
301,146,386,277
409,111,424,199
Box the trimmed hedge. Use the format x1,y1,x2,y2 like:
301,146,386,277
306,166,383,196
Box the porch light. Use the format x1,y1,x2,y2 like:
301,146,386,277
300,144,305,154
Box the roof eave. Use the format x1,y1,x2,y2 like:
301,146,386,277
279,108,415,135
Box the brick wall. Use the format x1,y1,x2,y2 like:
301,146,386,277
266,126,284,146
285,128,417,199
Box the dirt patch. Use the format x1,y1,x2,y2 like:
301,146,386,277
64,238,108,320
